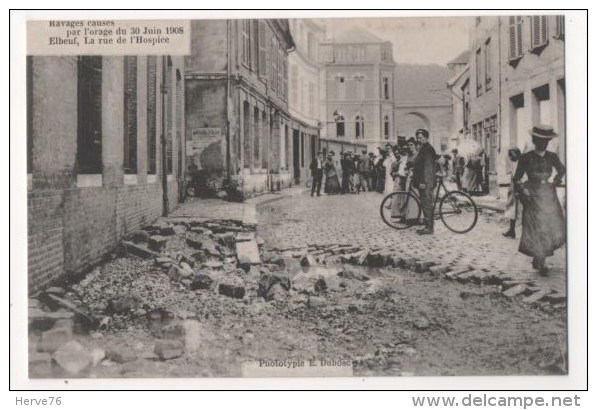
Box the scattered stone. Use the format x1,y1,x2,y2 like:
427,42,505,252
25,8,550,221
236,232,255,242
300,254,318,267
123,241,160,259
154,340,184,360
215,232,236,249
219,283,246,299
107,294,141,314
128,229,151,244
308,296,327,308
258,272,291,298
428,265,449,275
337,269,370,282
107,347,138,363
236,240,261,265
415,260,437,273
52,341,92,375
45,287,66,297
190,273,214,290
173,225,187,235
148,235,168,252
192,250,207,263
357,251,370,265
29,352,52,377
502,280,535,290
29,309,75,332
544,292,567,304
39,324,73,353
90,348,106,366
523,289,554,304
155,256,175,268
264,283,288,302
159,224,176,236
161,322,187,339
503,284,528,298
256,236,266,246
292,271,327,295
413,317,430,330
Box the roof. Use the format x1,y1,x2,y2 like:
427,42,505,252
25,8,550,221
332,27,386,44
447,50,470,66
447,64,470,87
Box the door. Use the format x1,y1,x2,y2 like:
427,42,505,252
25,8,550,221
293,130,300,184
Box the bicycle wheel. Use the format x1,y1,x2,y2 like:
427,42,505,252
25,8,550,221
439,190,478,233
380,191,421,230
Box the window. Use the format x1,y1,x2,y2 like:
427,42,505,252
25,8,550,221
258,21,268,77
300,132,305,167
555,15,565,40
532,84,551,125
530,15,548,52
484,38,492,90
308,82,315,117
241,20,251,67
253,107,260,168
509,93,525,149
270,37,278,91
337,76,345,99
282,48,288,100
383,77,390,100
383,115,389,139
77,56,103,174
336,115,345,138
290,65,298,106
508,16,523,62
475,48,483,96
355,115,364,139
147,56,157,174
462,79,470,131
123,56,138,174
381,45,390,61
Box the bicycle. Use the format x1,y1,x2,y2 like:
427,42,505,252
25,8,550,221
380,174,478,233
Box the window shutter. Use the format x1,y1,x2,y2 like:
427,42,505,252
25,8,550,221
258,21,267,77
516,18,523,56
509,22,517,60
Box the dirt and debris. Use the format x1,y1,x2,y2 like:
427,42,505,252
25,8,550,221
28,217,567,378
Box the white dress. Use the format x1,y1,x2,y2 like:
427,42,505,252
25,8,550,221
383,153,396,196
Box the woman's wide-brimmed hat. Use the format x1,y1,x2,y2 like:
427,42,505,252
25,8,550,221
529,124,558,139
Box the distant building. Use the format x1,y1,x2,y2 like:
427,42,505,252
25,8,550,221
27,55,186,292
185,19,295,196
319,27,396,153
448,15,566,197
288,19,325,184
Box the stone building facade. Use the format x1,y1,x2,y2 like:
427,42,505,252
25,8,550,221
448,15,566,197
319,28,396,153
185,19,295,196
287,19,325,184
27,55,186,292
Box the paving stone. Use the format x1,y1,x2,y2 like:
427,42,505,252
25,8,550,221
236,240,261,265
190,273,214,291
218,283,246,299
236,232,256,242
29,352,52,377
39,324,73,353
292,271,327,295
154,340,184,360
428,264,450,275
444,267,471,280
52,341,92,375
148,235,168,252
300,254,319,267
107,347,138,363
503,284,528,298
45,287,66,297
415,260,437,273
123,241,160,259
522,289,554,304
173,225,187,235
544,292,567,304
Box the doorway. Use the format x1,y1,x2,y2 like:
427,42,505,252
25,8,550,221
293,129,300,184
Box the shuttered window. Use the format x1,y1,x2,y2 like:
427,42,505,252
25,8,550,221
555,15,565,39
475,48,482,96
77,56,103,174
147,56,157,174
508,16,523,61
241,20,251,67
530,15,548,51
123,56,138,174
258,21,268,77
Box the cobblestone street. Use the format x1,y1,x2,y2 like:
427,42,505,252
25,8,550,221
257,190,566,294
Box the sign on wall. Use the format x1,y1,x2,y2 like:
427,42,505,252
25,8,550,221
186,127,222,156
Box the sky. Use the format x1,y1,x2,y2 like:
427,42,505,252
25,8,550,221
316,16,474,66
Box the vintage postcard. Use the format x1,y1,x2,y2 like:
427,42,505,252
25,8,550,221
10,9,588,390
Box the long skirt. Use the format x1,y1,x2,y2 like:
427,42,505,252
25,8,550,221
324,175,341,194
519,182,566,259
391,176,419,220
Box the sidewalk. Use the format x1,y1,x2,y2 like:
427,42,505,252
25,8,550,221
168,186,307,225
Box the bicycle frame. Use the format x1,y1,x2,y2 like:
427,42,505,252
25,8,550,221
404,175,451,218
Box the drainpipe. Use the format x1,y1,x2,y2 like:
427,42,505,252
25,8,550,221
225,20,231,182
161,55,169,217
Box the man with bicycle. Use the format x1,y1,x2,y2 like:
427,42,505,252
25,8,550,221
413,129,437,235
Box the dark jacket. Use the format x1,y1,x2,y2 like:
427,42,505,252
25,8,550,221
412,142,437,188
310,157,324,177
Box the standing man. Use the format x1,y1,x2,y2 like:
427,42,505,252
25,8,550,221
413,129,437,235
310,151,324,197
451,148,465,190
358,150,371,192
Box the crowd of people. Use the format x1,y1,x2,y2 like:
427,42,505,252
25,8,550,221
310,124,566,275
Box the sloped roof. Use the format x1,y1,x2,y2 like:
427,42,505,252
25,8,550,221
448,50,470,66
333,26,386,44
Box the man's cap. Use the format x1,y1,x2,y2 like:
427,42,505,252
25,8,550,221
529,124,557,139
415,129,429,138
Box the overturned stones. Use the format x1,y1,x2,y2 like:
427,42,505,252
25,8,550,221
148,235,168,252
236,240,261,266
218,283,246,299
123,241,160,259
190,273,214,291
52,341,92,375
292,271,327,295
154,340,184,360
300,254,318,267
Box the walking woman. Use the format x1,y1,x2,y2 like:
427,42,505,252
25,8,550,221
513,125,566,276
324,153,341,194
383,144,397,196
